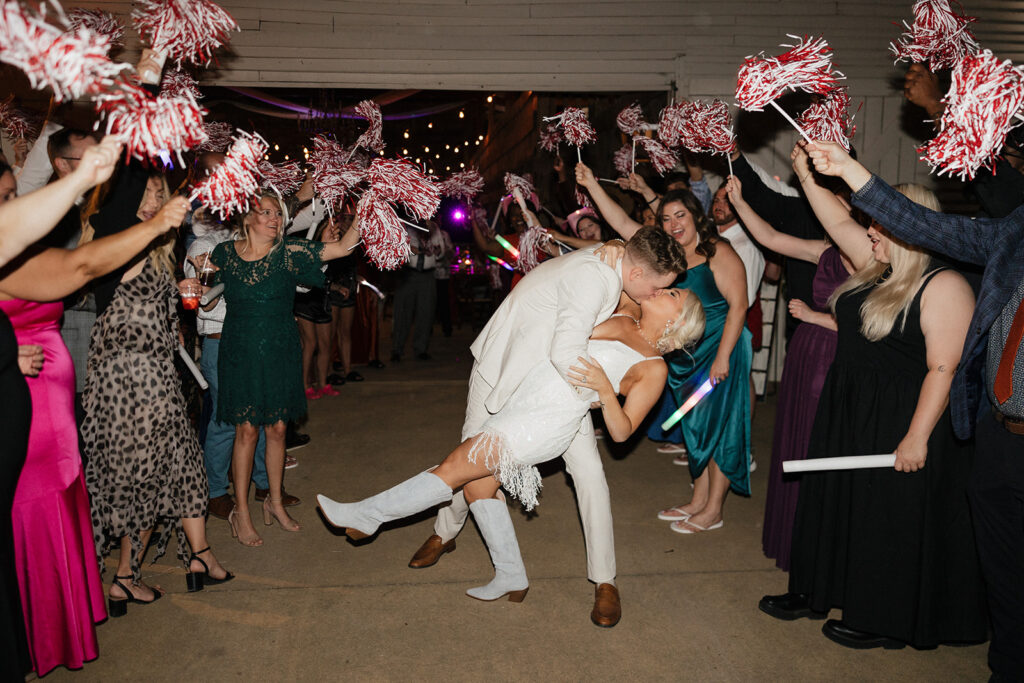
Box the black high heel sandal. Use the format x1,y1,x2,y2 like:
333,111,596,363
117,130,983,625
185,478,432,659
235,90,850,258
108,574,162,618
186,547,235,592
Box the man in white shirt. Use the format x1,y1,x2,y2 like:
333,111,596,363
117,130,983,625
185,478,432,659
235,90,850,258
391,220,446,361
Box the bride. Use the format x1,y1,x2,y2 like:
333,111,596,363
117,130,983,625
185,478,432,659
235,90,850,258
317,284,704,602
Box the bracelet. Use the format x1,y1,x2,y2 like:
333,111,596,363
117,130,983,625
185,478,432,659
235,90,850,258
647,196,658,205
797,174,811,183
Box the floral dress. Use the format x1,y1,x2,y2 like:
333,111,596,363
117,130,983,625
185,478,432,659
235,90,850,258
212,238,326,425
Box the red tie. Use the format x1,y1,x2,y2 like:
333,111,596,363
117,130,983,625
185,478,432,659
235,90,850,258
994,297,1024,405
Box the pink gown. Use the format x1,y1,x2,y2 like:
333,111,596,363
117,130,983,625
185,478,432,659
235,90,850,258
0,298,105,676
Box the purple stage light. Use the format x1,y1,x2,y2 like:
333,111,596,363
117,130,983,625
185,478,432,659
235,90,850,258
452,208,465,221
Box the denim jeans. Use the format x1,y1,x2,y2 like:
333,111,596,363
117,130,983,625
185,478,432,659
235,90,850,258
201,337,268,496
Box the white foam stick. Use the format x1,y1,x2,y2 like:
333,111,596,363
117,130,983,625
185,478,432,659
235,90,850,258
511,187,530,215
199,282,224,305
488,199,502,234
782,454,896,473
177,344,209,390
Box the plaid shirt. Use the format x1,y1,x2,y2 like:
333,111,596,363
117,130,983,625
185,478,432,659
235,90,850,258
852,174,1024,439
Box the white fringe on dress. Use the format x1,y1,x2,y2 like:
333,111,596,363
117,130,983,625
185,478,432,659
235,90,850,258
466,429,543,511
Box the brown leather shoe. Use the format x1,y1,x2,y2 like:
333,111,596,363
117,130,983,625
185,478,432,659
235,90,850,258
254,488,300,507
408,534,456,568
591,583,621,628
207,494,234,520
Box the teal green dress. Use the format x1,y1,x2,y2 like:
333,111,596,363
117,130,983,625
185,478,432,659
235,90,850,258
212,238,326,425
653,262,752,495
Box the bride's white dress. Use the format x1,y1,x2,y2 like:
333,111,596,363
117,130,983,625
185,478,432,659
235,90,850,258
468,338,660,510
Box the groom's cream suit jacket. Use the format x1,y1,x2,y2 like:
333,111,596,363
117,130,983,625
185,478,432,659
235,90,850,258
469,245,622,414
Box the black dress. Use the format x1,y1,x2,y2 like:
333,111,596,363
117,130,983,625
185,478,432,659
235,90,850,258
0,311,31,680
789,270,988,648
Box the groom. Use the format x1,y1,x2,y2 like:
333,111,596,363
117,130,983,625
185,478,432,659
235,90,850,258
409,224,686,626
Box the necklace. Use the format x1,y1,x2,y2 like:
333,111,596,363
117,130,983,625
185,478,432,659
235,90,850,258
628,316,660,353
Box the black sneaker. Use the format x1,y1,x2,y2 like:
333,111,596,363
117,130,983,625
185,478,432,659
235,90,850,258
286,430,310,451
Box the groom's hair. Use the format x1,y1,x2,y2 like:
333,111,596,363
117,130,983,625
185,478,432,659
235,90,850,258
625,227,687,277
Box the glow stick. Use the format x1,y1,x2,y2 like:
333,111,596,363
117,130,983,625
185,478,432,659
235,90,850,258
487,254,514,271
494,234,520,259
782,454,896,473
199,282,224,305
304,196,320,239
177,343,209,390
661,378,714,431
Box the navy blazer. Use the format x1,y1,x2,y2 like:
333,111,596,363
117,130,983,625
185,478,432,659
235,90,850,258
852,174,1024,439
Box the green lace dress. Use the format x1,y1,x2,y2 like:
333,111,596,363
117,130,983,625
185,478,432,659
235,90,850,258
212,238,326,425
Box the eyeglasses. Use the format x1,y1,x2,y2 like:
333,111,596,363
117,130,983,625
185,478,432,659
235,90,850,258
60,156,82,161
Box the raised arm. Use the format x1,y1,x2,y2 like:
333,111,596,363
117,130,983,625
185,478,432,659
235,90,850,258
0,136,121,268
792,143,873,270
321,210,363,261
805,141,1009,266
729,150,812,235
575,162,643,240
569,356,668,442
725,175,827,264
470,213,506,259
893,270,974,472
0,197,188,302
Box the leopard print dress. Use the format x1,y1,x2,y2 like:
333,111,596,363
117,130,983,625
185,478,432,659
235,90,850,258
83,260,207,579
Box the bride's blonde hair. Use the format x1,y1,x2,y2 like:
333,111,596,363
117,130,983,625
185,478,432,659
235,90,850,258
827,183,938,342
658,289,706,353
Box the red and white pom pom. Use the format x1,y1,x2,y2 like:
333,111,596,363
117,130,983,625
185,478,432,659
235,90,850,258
356,189,412,270
516,224,548,273
657,102,689,148
309,134,366,210
538,122,562,153
132,0,239,67
680,99,737,156
160,68,201,99
96,83,208,163
920,50,1024,180
0,0,130,102
198,120,232,152
438,168,485,202
616,103,645,135
504,172,535,200
574,185,593,209
365,157,440,221
0,98,35,139
634,135,679,175
796,87,856,151
736,35,844,111
67,8,123,49
259,160,304,195
613,144,633,176
544,107,596,148
189,130,267,220
891,0,978,72
352,99,385,154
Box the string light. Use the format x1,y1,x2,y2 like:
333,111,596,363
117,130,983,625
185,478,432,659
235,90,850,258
487,95,493,103
435,153,440,159
458,110,464,119
445,165,450,170
403,130,409,139
402,148,408,155
424,146,429,152
459,162,465,168
474,140,480,146
415,157,421,163
428,122,433,129
454,147,459,153
264,154,269,160
445,144,450,150
478,135,484,140
463,140,468,146
273,143,279,151
284,154,289,160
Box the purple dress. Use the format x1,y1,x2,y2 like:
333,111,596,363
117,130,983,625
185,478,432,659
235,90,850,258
762,247,848,570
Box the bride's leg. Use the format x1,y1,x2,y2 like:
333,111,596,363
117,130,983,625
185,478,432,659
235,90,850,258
316,437,492,539
464,477,529,602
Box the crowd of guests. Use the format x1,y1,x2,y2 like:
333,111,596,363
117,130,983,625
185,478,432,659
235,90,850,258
0,59,1022,682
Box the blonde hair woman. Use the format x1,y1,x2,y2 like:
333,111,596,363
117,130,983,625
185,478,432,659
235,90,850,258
762,142,987,651
206,193,361,547
82,164,233,615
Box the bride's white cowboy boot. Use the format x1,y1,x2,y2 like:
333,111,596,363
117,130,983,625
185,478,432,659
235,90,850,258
316,472,452,540
466,498,529,602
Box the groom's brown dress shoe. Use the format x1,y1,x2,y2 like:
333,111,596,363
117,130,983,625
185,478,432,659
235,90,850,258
408,535,456,568
591,583,621,627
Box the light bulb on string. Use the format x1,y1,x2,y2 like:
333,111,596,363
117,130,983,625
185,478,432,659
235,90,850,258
424,146,430,152
435,153,440,159
474,140,480,146
458,111,464,119
284,154,289,160
428,122,433,129
463,141,468,146
415,157,421,163
403,130,409,139
402,148,408,155
445,144,450,150
445,165,450,171
487,95,493,103
478,135,484,141
460,162,465,168
454,147,459,153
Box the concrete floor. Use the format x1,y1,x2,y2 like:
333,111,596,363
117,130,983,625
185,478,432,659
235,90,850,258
48,326,989,682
